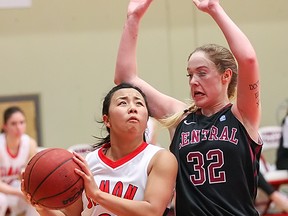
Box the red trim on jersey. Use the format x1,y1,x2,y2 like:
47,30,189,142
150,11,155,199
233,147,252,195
6,143,20,158
98,142,148,169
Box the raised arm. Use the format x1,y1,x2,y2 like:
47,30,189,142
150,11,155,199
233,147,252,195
193,0,260,134
114,0,186,120
114,0,151,84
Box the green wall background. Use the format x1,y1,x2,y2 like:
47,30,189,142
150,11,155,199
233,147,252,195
0,0,287,150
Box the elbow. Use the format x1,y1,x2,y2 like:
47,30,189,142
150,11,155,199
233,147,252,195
114,68,121,85
114,67,128,85
242,52,258,67
114,76,121,85
114,70,135,85
247,55,258,66
114,75,130,85
238,55,258,73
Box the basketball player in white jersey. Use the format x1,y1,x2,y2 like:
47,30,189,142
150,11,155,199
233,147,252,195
23,83,177,216
0,106,39,216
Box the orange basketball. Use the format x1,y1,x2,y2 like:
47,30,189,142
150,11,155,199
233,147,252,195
23,148,84,209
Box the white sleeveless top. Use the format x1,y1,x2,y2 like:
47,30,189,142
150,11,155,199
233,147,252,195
0,133,31,184
81,142,163,216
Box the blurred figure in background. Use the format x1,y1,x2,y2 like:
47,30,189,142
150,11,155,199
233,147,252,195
257,172,288,213
276,112,288,170
0,106,39,216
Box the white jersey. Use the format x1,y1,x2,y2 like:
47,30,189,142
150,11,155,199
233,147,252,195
81,142,163,216
0,133,31,184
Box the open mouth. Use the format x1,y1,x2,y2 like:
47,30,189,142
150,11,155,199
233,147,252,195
194,91,205,97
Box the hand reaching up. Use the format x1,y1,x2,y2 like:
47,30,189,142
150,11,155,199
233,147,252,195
192,0,220,13
127,0,153,19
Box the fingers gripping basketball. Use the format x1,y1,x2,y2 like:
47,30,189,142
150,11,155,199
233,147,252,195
23,148,84,209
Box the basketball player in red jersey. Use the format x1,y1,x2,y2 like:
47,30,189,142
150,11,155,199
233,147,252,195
114,0,262,215
22,83,177,216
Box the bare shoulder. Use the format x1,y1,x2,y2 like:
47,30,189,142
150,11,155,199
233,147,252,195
152,149,178,171
29,137,38,148
156,149,176,160
28,136,38,158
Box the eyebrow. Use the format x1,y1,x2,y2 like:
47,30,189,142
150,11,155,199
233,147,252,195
116,96,144,101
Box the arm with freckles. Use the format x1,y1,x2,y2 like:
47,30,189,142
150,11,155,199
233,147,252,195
114,0,186,120
74,151,178,216
193,0,260,136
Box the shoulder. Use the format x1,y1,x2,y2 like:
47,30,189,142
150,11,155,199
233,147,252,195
23,134,38,157
19,134,37,148
146,148,177,182
150,148,177,170
26,135,37,148
21,134,34,144
144,144,171,161
155,149,176,161
145,143,163,151
85,148,100,162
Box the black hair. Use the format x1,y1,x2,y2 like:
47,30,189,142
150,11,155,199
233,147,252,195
93,83,150,149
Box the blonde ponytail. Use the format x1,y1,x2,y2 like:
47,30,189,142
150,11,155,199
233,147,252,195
159,102,198,128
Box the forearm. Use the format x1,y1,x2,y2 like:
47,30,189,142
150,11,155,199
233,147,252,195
258,172,275,196
0,181,22,196
204,1,260,127
114,15,140,84
208,3,257,64
93,191,162,216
